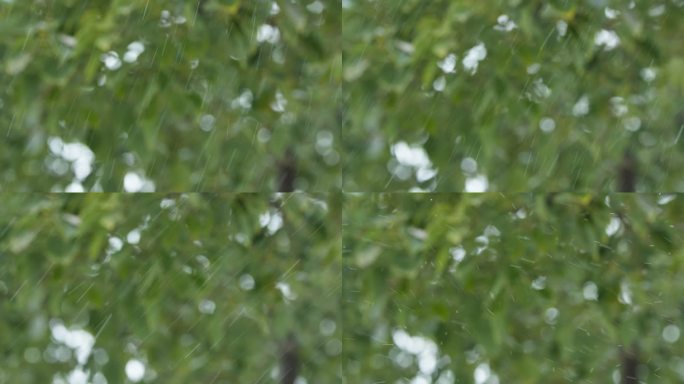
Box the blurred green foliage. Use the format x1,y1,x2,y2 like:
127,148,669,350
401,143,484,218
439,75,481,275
0,193,341,383
3,1,684,383
343,0,684,191
343,193,684,382
1,0,340,191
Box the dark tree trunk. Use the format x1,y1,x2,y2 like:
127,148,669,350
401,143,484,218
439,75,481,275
617,150,636,192
621,347,639,384
278,149,297,192
617,148,638,383
279,334,298,384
